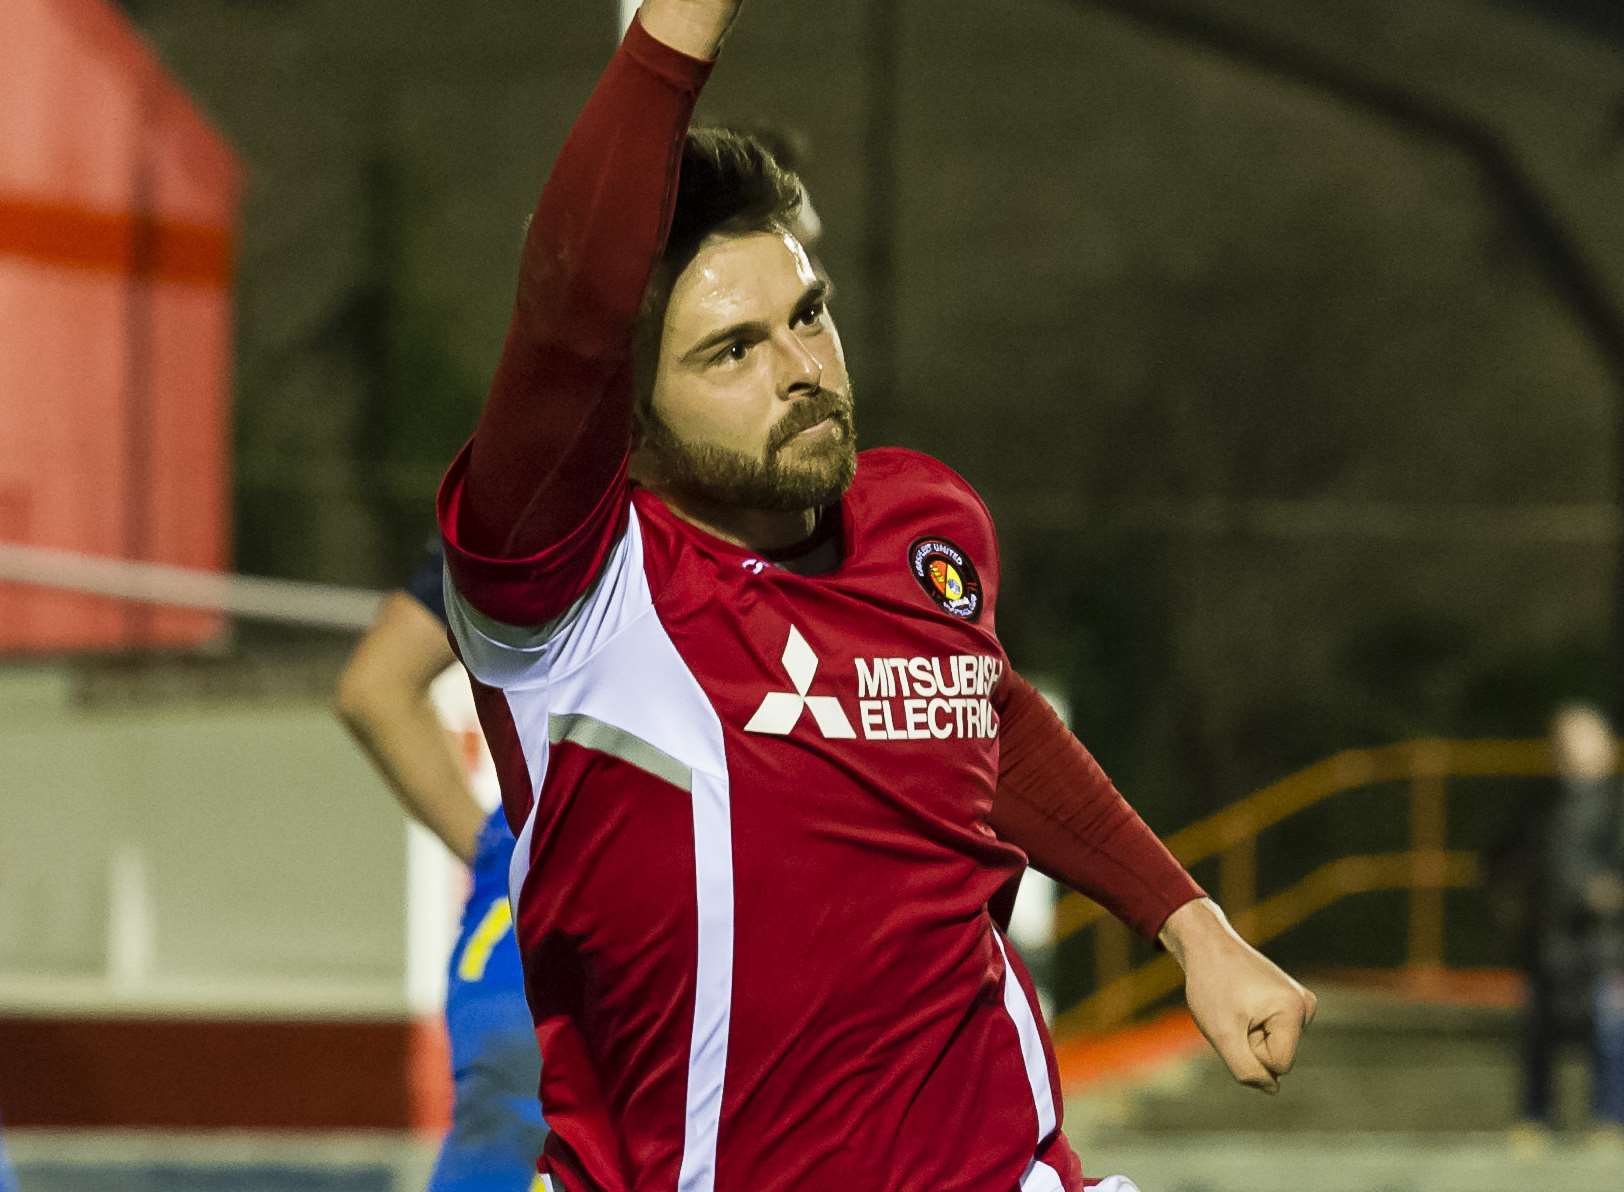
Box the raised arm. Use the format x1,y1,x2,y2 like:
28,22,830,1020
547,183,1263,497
637,0,744,57
442,2,740,620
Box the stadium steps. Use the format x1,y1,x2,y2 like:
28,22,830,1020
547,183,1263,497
1069,983,1596,1135
1060,1131,1624,1192
1061,984,1623,1190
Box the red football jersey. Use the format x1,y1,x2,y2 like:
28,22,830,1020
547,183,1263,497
430,14,1206,1189
441,445,1083,1191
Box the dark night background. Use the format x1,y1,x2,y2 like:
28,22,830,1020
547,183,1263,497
113,0,1624,975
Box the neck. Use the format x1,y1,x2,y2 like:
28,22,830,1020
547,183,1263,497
650,484,820,552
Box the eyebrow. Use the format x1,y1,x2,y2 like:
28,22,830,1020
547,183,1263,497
680,279,832,363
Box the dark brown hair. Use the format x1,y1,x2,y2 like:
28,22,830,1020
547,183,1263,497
633,127,806,418
664,126,805,270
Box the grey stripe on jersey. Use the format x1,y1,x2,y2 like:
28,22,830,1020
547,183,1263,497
548,712,693,792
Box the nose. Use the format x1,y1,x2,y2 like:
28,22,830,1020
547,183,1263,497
775,330,823,399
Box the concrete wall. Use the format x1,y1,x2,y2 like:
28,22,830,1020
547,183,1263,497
0,668,412,1014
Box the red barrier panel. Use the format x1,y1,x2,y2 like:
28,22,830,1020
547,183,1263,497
0,0,240,652
0,1015,452,1131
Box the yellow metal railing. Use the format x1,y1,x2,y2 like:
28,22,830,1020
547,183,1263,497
1052,737,1555,1035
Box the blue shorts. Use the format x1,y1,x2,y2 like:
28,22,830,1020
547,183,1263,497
428,812,549,1192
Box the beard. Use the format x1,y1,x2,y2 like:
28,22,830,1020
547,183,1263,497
641,386,858,513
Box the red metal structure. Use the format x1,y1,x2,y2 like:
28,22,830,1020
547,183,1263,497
0,0,240,652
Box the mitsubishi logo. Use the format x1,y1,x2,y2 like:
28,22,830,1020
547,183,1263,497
744,625,856,739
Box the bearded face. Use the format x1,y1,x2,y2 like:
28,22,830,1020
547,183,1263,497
637,229,857,516
640,382,856,512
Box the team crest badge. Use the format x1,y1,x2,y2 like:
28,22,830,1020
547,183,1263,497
908,537,982,621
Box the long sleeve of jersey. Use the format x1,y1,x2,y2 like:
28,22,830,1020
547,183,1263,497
437,18,713,625
992,671,1205,939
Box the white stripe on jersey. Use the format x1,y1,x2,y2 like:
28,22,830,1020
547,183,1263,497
678,768,735,1192
507,747,544,921
449,506,734,1192
1020,1159,1066,1192
995,931,1061,1181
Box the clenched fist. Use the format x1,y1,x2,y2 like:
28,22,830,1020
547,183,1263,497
1160,898,1317,1094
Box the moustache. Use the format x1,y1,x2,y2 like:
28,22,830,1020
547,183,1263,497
768,389,854,453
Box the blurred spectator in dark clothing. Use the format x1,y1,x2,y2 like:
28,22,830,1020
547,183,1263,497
1517,703,1624,1135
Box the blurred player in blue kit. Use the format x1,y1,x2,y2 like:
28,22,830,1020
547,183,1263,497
337,539,548,1191
0,1123,16,1192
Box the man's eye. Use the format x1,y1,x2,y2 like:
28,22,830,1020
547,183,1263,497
714,342,750,364
794,302,825,328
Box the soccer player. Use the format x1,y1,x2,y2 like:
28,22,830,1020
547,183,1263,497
437,2,1317,1188
336,540,548,1192
337,126,826,1189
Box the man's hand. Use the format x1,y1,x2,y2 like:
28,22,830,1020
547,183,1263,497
1159,898,1317,1094
636,0,745,61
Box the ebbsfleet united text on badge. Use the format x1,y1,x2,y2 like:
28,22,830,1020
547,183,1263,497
908,537,982,621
